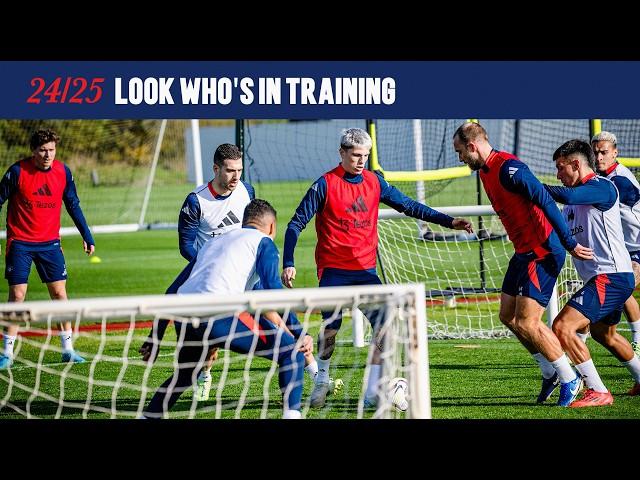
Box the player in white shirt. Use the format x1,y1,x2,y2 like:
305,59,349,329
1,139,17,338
545,139,640,406
143,199,311,419
139,144,253,400
592,131,640,358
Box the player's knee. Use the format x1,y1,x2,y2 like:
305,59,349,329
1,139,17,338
9,290,26,302
498,310,515,327
551,317,571,343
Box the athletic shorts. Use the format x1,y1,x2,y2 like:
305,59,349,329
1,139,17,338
5,240,67,285
502,249,565,307
567,272,635,325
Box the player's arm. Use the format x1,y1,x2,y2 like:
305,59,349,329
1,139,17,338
0,164,19,211
281,178,327,287
610,175,640,208
0,164,19,255
178,193,201,261
377,172,473,232
544,180,617,209
256,237,304,338
498,161,575,250
62,165,95,255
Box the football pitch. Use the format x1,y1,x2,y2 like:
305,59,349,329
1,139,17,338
0,230,638,419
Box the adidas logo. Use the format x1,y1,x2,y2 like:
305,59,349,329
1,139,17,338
508,166,518,178
568,210,575,221
32,183,52,196
217,211,241,228
574,293,584,305
346,195,368,213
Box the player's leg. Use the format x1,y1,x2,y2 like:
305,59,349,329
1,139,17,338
36,247,84,363
309,268,348,407
590,311,640,397
624,256,640,355
503,251,575,402
195,347,218,401
0,285,28,369
554,273,634,406
144,321,211,418
140,261,196,361
212,313,305,418
1,243,33,369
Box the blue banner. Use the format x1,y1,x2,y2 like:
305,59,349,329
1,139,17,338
1,61,638,118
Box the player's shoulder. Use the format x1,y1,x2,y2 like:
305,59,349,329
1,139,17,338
498,157,531,181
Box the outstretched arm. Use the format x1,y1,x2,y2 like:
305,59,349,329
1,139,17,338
377,172,473,232
282,178,326,287
544,181,616,209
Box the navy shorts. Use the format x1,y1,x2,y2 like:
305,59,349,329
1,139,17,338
502,249,565,307
629,250,640,265
567,272,635,325
318,267,383,330
5,240,67,285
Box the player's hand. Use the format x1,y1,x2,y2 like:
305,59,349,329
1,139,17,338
83,241,95,256
570,243,594,260
281,266,296,288
452,217,474,233
298,334,314,354
139,338,160,363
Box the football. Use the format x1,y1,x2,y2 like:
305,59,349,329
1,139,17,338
389,377,409,412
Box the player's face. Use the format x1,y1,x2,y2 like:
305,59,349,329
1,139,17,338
340,146,370,175
454,136,482,171
592,140,618,173
32,141,56,170
556,156,580,187
214,158,243,192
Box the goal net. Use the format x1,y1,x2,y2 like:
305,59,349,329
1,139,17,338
0,284,429,419
378,207,583,338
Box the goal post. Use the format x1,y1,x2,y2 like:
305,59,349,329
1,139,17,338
0,283,430,419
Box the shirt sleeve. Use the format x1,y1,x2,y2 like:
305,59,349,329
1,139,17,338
544,180,618,211
256,237,283,289
62,165,94,246
0,163,20,212
242,181,256,200
178,192,201,261
283,177,327,268
376,172,454,228
500,160,576,251
611,175,640,208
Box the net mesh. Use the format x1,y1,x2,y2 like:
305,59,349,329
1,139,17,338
0,285,428,419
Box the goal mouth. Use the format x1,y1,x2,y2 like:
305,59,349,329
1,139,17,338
0,284,430,420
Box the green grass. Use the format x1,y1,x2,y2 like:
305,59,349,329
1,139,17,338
1,175,638,419
0,229,638,419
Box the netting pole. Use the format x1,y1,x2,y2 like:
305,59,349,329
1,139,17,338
367,119,388,284
138,119,167,227
351,308,366,348
191,119,203,186
236,119,245,181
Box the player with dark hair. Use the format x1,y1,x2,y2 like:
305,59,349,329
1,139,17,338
545,139,640,405
143,199,310,419
0,129,95,369
453,122,593,406
140,143,254,400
